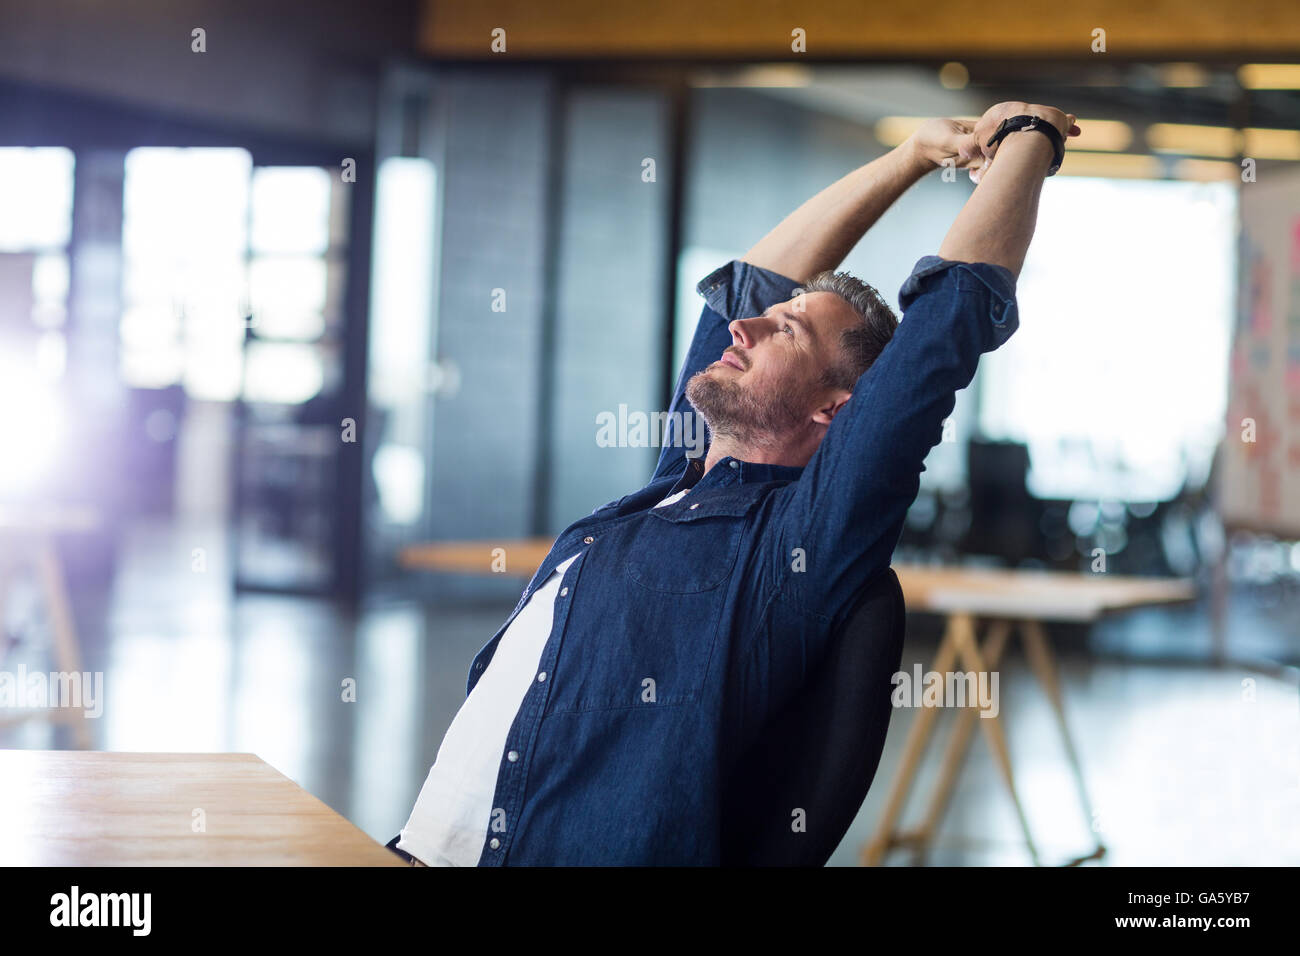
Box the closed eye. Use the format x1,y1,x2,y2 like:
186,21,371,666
763,306,805,338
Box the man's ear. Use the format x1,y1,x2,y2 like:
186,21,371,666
811,389,852,427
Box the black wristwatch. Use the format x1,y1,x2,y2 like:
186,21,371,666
985,114,1066,176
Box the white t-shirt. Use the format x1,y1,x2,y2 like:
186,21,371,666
397,488,690,865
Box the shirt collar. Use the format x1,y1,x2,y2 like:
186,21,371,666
672,455,805,493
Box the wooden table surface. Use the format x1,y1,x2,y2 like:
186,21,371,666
399,537,1196,621
0,751,404,866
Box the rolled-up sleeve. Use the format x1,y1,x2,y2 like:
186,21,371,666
697,259,805,324
898,255,1019,347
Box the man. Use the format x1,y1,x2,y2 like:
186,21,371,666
394,100,1080,866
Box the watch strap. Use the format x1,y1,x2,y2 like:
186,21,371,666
986,114,1066,176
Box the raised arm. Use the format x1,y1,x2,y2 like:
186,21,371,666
939,102,1080,276
651,118,983,484
770,101,1077,634
741,118,988,283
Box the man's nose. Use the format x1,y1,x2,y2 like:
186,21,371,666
728,317,759,347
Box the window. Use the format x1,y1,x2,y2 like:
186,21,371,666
120,150,347,403
0,147,75,494
368,156,437,527
977,178,1237,502
0,146,75,380
121,147,251,396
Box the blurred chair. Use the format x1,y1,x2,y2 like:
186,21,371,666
719,567,907,866
965,439,1041,563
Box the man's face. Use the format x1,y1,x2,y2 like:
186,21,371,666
685,290,860,447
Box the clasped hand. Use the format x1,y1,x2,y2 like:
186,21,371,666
911,103,1081,182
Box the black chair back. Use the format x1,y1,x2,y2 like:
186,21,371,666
720,567,907,866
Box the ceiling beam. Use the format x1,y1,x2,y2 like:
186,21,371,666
420,0,1300,59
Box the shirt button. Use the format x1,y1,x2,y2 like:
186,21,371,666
729,461,738,469
560,587,568,596
689,503,699,510
537,671,547,682
489,838,500,850
583,536,594,544
507,750,519,762
475,662,483,670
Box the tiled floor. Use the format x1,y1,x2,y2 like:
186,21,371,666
3,518,1298,865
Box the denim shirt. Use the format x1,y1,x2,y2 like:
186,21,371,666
465,255,1019,865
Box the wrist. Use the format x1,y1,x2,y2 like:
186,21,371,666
1025,106,1071,139
992,126,1056,171
900,132,938,174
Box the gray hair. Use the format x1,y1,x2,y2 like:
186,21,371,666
801,270,899,392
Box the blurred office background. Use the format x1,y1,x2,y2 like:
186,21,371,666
0,0,1297,864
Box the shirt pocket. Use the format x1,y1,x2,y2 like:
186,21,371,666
624,486,765,593
542,487,766,714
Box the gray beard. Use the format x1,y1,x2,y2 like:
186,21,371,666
684,368,807,449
